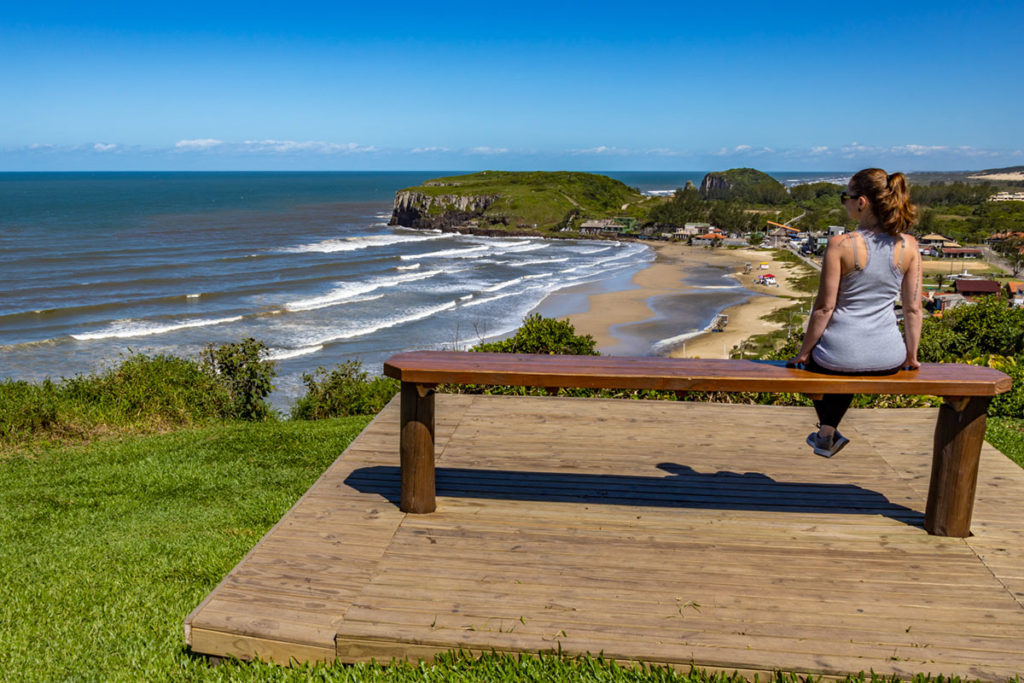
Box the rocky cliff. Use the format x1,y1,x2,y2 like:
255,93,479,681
699,168,787,204
390,191,500,230
699,173,731,198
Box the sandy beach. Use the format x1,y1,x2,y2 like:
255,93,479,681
557,243,814,359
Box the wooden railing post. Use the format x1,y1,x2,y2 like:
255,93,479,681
400,382,436,513
925,396,991,537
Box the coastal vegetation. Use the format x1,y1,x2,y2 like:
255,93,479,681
391,171,647,233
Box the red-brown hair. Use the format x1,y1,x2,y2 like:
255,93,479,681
849,168,918,235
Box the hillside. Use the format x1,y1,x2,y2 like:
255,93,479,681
389,171,646,234
699,168,788,204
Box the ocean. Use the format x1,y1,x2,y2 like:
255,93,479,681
0,171,838,410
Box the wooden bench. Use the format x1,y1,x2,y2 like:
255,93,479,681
382,351,1012,537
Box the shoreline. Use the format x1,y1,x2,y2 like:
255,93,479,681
539,244,811,359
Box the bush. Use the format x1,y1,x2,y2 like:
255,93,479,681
0,379,60,444
472,313,599,355
290,361,400,420
919,296,1024,361
62,353,231,422
0,353,233,449
201,338,277,421
968,355,1024,418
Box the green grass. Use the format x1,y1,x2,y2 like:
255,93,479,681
984,417,1024,468
0,417,370,681
1,415,1021,681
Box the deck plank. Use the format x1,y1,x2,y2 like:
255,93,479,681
186,394,1024,679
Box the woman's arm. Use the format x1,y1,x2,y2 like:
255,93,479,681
791,235,845,364
900,235,923,369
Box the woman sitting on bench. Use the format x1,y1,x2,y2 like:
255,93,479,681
790,168,924,457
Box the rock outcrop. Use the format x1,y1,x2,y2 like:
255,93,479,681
390,191,500,230
699,173,732,198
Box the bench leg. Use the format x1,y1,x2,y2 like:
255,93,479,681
400,382,436,513
925,396,990,537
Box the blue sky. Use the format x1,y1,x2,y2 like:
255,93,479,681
2,0,1022,172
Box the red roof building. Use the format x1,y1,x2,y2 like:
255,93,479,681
954,279,1002,298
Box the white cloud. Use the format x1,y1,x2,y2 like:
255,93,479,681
809,146,830,155
410,146,450,154
239,139,376,154
93,143,118,152
734,144,752,152
175,138,224,150
644,147,690,157
890,144,948,156
468,146,509,155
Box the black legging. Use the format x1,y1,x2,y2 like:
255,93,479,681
804,358,900,429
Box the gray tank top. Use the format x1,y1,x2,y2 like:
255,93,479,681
812,229,907,372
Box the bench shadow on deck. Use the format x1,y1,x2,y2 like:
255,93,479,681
185,395,1024,681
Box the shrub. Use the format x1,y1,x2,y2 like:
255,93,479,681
472,313,599,355
919,295,1024,361
968,355,1024,418
0,353,233,449
0,379,60,444
62,353,230,423
291,361,399,420
201,338,277,421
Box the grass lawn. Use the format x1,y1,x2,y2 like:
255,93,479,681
1,416,1021,682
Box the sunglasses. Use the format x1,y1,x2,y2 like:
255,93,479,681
840,191,862,202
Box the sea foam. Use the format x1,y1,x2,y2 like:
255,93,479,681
310,300,458,345
285,270,442,312
71,315,244,341
280,233,446,254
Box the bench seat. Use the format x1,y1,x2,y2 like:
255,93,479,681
383,351,1012,537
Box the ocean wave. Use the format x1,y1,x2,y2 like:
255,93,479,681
507,257,570,267
482,276,526,293
278,232,446,254
460,286,543,309
576,246,613,255
396,263,421,270
285,270,441,312
401,245,489,260
496,241,547,254
312,300,458,345
71,315,243,341
265,345,324,361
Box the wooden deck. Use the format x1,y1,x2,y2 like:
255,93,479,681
185,395,1024,680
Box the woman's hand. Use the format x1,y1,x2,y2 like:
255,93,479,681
787,350,811,367
903,354,921,370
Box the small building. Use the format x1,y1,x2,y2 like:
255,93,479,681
827,225,846,236
990,191,1024,202
580,217,637,236
691,232,723,246
920,233,959,249
930,292,968,313
954,279,1001,300
985,231,1024,249
1005,281,1024,307
940,247,983,259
